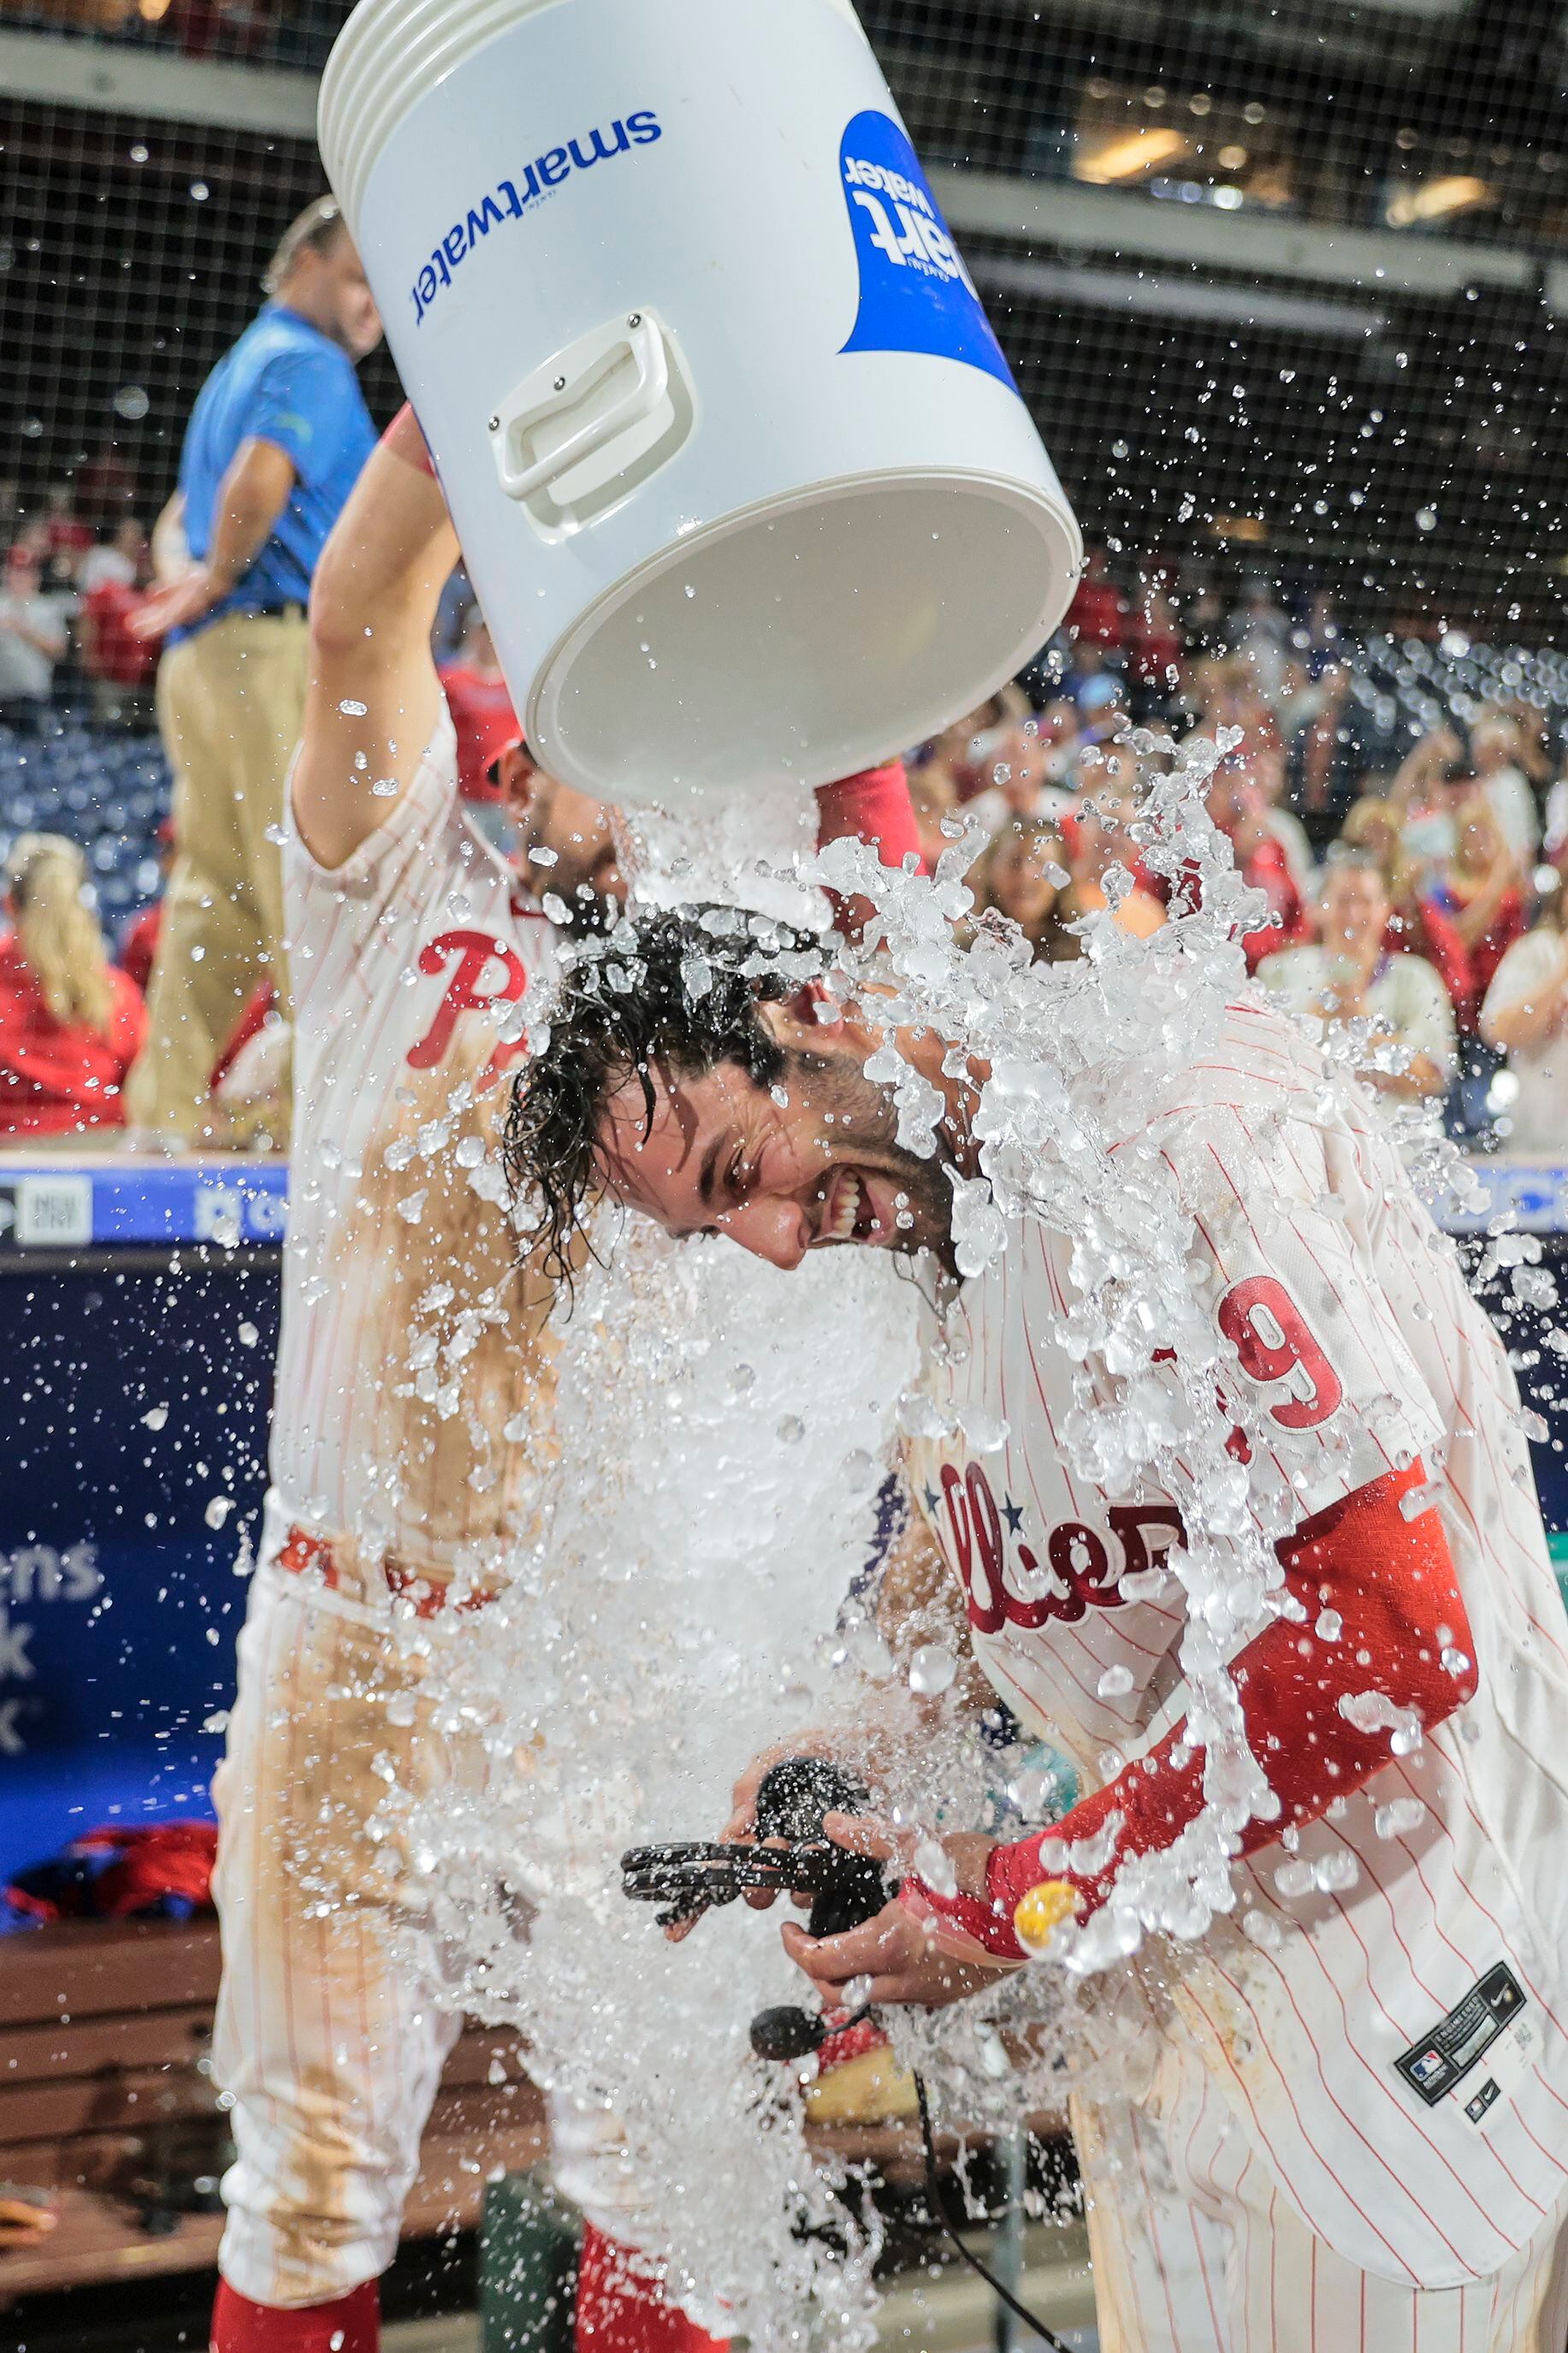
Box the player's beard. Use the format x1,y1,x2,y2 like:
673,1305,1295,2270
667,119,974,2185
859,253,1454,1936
781,1043,961,1276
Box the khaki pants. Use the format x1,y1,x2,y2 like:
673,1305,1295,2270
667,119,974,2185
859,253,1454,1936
127,609,306,1144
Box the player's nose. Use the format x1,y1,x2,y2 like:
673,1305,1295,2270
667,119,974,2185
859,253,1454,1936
716,1198,808,1271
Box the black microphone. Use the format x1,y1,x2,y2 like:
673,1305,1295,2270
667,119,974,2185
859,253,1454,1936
749,2006,830,2062
744,1759,885,2061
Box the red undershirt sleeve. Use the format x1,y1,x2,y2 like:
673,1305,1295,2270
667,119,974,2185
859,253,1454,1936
920,1460,1477,1959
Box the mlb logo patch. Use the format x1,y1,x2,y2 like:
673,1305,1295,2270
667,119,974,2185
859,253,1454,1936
1409,2048,1446,2088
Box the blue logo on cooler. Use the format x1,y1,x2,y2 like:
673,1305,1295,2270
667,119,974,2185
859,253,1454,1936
838,110,1015,390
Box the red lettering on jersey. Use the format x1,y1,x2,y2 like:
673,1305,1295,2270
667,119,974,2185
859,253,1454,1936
1217,1275,1342,1430
407,929,530,1088
934,1464,1186,1637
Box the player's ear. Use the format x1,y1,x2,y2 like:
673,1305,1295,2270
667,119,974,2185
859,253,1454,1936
794,977,847,1034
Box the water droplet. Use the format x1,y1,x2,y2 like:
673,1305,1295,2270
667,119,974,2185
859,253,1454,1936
908,1643,956,1695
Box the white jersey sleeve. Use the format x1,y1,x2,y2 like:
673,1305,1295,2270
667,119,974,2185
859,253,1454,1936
1136,1097,1449,1531
286,703,464,1061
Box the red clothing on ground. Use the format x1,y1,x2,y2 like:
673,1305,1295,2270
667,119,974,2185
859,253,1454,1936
118,901,161,996
439,661,519,803
81,581,160,689
0,936,146,1137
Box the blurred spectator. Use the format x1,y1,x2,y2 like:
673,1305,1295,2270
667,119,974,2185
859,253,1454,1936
439,610,519,806
40,485,92,584
80,542,159,725
1065,547,1127,652
1286,662,1377,845
964,717,1076,836
1468,713,1540,864
1127,584,1182,706
79,519,148,596
126,193,382,1147
75,447,140,536
1228,578,1292,702
1480,883,1568,1156
1497,699,1554,797
1437,792,1529,1007
1204,759,1312,973
908,760,959,873
1057,751,1166,945
1239,740,1312,892
1257,852,1454,1102
1389,724,1466,817
920,686,1032,803
116,820,175,996
1189,652,1281,755
0,546,68,732
0,834,146,1138
1178,573,1227,663
1073,672,1133,755
1297,589,1341,675
968,816,1067,958
1544,768,1568,876
1340,796,1473,1016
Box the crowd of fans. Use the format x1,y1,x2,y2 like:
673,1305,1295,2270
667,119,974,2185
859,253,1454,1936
0,505,1565,1155
922,555,1568,1152
0,493,158,732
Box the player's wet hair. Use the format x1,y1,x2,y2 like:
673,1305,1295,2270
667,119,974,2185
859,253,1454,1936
503,903,825,1294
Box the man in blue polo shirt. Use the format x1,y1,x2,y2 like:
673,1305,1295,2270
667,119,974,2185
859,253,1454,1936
128,195,382,1146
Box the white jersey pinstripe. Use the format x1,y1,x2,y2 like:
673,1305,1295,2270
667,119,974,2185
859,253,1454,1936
265,700,557,1580
908,995,1568,2290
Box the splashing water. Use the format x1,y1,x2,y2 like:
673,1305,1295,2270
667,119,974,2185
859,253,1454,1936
370,726,1489,2341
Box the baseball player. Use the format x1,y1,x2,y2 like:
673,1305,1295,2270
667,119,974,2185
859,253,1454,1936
207,404,726,2353
504,902,1568,2350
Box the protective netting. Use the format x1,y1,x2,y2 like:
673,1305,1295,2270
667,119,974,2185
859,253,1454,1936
6,1,1568,629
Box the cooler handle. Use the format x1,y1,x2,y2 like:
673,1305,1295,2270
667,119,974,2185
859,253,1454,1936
492,314,670,502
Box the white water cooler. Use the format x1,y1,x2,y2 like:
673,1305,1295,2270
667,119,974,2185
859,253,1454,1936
319,0,1081,810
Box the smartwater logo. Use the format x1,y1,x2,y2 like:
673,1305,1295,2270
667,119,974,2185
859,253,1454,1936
410,110,662,324
838,109,1015,392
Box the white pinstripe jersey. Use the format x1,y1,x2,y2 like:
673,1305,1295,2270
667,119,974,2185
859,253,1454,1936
264,701,558,1580
908,995,1568,2289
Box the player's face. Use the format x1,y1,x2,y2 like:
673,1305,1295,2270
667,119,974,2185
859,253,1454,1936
594,1011,956,1274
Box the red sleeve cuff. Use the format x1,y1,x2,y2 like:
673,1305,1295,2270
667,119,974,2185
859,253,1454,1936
901,1872,1027,1962
814,762,921,873
382,401,437,477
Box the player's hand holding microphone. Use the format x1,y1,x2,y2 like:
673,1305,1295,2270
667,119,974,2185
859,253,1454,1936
621,1747,1080,2024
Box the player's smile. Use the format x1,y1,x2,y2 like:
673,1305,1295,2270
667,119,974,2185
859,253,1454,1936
595,1042,957,1273
810,1164,902,1249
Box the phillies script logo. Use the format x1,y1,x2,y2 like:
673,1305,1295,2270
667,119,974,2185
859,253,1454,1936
932,1276,1343,1638
407,929,530,1090
929,1459,1184,1638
